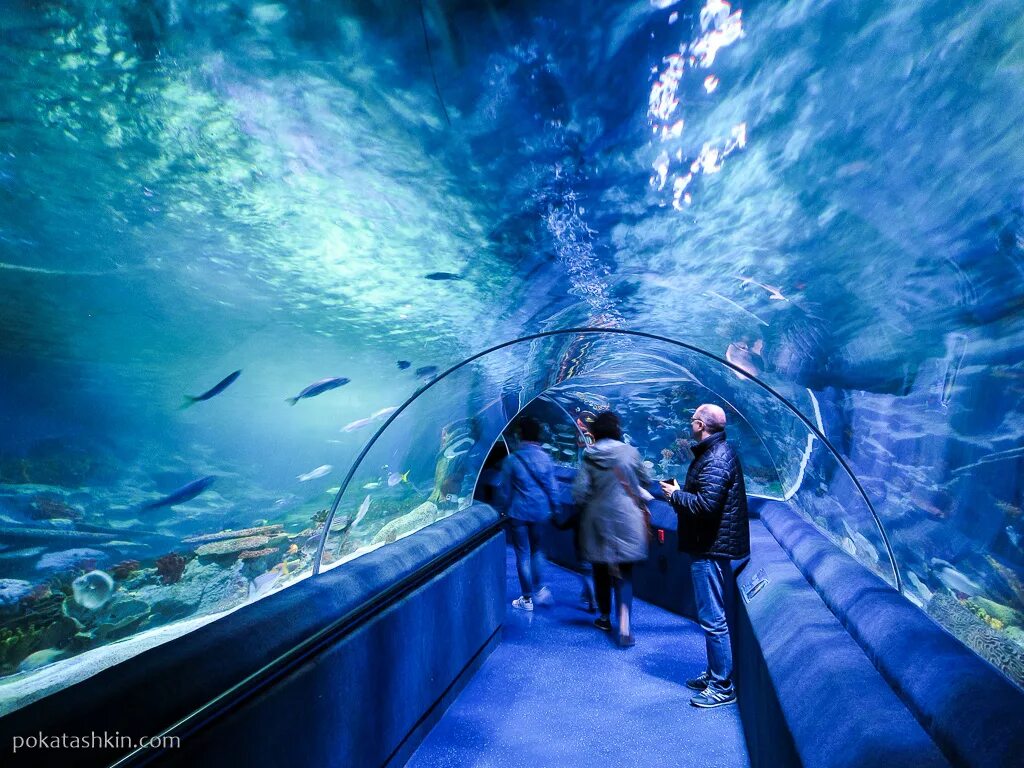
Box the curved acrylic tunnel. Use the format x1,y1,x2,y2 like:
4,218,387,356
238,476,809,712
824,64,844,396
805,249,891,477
319,330,895,589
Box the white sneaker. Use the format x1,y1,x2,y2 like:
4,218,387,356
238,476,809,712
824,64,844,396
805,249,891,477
512,596,534,611
535,586,554,607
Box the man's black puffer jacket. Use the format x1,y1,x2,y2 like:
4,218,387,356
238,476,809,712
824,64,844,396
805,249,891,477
669,431,750,558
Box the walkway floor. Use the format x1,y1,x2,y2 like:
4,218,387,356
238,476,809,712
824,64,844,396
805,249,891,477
405,546,751,768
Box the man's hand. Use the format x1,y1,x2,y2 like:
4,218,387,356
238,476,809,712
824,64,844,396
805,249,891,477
660,479,680,500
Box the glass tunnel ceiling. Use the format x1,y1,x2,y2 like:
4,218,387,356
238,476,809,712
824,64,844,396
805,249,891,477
0,0,1022,706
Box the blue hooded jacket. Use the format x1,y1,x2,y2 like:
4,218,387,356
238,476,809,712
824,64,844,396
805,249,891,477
498,442,557,522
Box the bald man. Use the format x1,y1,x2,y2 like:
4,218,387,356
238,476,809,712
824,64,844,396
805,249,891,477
660,403,750,708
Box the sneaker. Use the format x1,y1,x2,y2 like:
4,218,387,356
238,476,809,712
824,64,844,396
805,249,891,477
511,596,534,612
594,616,612,632
686,672,711,691
690,687,736,708
535,586,554,607
617,633,636,649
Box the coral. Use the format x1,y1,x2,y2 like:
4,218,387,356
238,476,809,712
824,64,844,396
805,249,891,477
155,553,187,585
31,495,82,521
194,535,271,559
183,525,283,544
928,594,1024,687
0,580,33,608
238,547,278,561
371,501,439,546
111,560,141,580
35,548,108,573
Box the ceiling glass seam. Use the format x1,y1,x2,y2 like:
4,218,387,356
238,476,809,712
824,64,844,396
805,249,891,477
312,328,901,593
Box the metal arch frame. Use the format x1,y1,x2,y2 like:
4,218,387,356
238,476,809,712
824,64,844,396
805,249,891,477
312,327,901,593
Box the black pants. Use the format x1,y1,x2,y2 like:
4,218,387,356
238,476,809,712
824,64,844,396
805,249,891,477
592,562,634,618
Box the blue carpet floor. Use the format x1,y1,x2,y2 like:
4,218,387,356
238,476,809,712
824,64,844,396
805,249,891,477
405,545,751,768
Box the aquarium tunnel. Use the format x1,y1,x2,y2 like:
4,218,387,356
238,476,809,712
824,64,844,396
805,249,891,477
1,0,1023,766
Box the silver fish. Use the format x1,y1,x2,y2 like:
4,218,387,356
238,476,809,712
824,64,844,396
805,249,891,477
351,495,371,529
297,464,333,482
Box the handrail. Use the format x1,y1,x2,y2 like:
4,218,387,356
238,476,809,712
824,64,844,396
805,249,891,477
313,328,901,592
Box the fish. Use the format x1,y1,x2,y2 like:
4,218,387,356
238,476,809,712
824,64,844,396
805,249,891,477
397,360,411,370
326,486,341,495
414,365,439,378
906,571,934,604
0,547,46,560
181,369,241,409
940,335,968,408
424,272,462,281
248,571,280,600
341,417,375,433
736,276,789,301
387,471,410,487
297,464,333,482
351,495,371,529
930,558,983,597
372,406,399,420
286,377,350,406
362,482,382,490
842,520,879,563
72,570,114,610
1007,526,1022,550
142,476,216,511
725,341,764,379
443,436,475,459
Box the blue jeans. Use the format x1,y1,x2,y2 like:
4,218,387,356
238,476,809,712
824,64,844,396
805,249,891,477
509,520,544,598
691,556,734,693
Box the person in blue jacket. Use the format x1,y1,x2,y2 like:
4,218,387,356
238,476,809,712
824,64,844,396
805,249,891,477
499,416,557,611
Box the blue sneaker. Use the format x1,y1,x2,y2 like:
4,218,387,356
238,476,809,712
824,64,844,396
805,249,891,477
686,672,711,691
690,686,736,708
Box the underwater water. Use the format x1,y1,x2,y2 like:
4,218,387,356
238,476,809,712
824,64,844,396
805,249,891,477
1,0,1023,708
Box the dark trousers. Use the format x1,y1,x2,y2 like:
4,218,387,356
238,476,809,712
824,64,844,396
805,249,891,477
691,556,734,692
592,562,634,618
508,520,544,598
